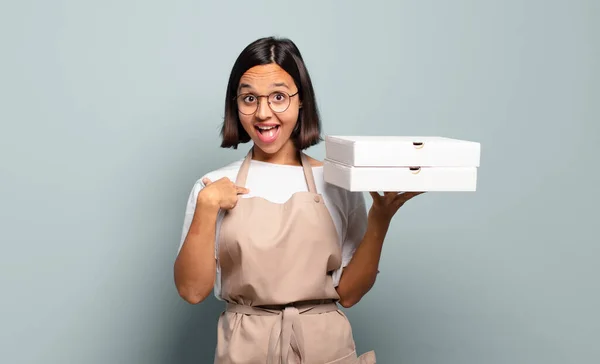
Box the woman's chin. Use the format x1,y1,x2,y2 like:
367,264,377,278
251,131,289,155
252,141,281,156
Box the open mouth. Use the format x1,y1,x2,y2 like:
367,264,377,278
255,124,280,144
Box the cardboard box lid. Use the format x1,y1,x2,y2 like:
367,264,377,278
325,135,481,167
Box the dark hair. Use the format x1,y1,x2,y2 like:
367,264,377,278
220,37,322,150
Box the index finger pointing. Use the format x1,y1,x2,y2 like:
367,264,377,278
236,186,250,195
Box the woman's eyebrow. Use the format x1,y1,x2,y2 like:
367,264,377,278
271,82,289,89
239,83,253,91
238,82,290,92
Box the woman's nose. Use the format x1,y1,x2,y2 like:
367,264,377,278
255,98,273,120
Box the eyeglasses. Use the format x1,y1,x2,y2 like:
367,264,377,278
235,91,299,115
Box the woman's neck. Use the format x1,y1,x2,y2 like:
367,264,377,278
251,141,301,166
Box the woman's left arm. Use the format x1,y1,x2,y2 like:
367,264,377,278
335,191,424,308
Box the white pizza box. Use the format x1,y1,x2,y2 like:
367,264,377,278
325,136,480,167
323,161,478,192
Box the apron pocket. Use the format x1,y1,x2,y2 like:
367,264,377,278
357,350,376,363
324,350,377,364
324,350,358,364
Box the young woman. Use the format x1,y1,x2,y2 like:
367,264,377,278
174,36,422,364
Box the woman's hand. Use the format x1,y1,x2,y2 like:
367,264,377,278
368,191,425,223
197,177,249,211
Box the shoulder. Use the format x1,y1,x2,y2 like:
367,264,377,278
200,159,243,185
304,154,324,167
303,153,363,206
310,165,366,215
187,159,244,196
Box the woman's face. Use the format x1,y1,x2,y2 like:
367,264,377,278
237,63,301,157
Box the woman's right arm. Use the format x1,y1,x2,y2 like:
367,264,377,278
173,177,248,304
174,195,220,304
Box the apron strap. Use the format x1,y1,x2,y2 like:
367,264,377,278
299,152,318,194
234,147,318,195
234,149,253,187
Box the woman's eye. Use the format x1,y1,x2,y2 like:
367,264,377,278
244,95,255,103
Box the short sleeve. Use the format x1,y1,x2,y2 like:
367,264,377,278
332,192,368,286
176,179,206,255
176,178,224,300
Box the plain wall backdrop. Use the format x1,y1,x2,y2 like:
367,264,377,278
1,0,598,363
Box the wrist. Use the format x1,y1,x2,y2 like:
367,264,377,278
367,211,391,240
188,199,220,236
368,207,392,227
197,192,220,213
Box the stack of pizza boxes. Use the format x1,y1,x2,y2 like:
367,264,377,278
323,136,481,192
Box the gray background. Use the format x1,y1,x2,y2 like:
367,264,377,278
1,0,598,363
